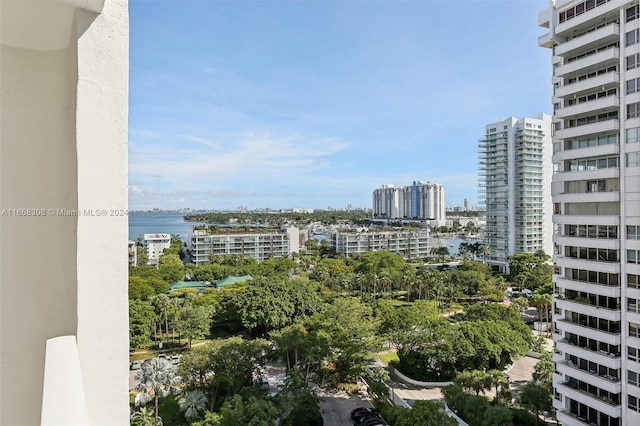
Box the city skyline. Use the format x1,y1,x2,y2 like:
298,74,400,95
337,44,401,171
129,0,550,211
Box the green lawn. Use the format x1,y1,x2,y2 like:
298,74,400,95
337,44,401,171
378,352,399,365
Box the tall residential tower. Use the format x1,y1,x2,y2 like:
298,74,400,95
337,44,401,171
539,1,640,425
478,114,553,272
372,181,446,225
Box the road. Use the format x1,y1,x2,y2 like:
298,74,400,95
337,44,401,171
319,390,372,426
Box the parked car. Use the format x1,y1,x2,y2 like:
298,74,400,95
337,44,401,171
171,355,180,365
351,407,377,421
355,413,386,426
130,360,141,370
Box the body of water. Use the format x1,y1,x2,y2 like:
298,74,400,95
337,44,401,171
436,237,477,255
129,213,206,242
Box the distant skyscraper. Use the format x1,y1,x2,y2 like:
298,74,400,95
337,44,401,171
540,2,640,425
372,181,445,224
478,114,553,272
464,198,471,211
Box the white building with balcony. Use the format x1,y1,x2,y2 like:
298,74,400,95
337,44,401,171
540,1,640,425
144,233,172,265
191,227,303,265
332,228,431,260
478,114,553,272
1,1,129,424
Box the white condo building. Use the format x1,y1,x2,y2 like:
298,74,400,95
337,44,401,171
144,233,172,265
332,228,431,260
478,114,554,272
191,227,303,265
372,181,446,225
539,1,640,425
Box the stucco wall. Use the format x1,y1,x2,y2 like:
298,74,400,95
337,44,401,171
75,2,129,424
0,0,129,424
0,14,79,426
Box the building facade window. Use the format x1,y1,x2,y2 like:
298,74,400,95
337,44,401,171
630,274,640,289
628,78,640,94
630,395,639,412
560,0,611,23
628,4,640,22
628,250,640,264
628,53,640,70
629,226,640,240
567,134,617,150
629,102,640,119
627,152,640,167
565,246,618,262
627,29,640,46
627,127,640,143
565,224,618,238
631,322,640,338
630,346,640,362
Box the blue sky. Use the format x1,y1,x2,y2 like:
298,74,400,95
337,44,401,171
129,0,551,211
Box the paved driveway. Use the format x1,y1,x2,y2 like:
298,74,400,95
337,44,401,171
319,390,372,426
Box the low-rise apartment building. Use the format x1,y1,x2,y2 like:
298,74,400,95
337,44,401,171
332,228,431,260
191,227,302,265
143,233,171,265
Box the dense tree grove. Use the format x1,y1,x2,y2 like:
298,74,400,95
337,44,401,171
129,234,549,425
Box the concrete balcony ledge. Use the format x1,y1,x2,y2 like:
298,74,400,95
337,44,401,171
41,336,88,426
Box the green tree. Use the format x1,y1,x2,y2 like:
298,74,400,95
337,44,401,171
430,246,450,263
482,405,514,426
224,277,321,333
179,390,208,422
135,358,180,422
158,253,185,283
131,406,162,426
130,299,157,349
519,383,552,425
306,298,379,382
178,304,212,349
390,400,457,426
179,337,270,410
508,252,552,291
215,394,279,426
532,351,554,392
129,276,155,300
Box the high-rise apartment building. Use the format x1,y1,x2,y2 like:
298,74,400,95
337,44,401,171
372,181,446,224
478,114,553,272
539,1,640,425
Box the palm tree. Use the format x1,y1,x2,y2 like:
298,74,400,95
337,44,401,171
178,390,208,422
476,244,491,265
131,406,162,426
135,358,180,422
152,294,170,344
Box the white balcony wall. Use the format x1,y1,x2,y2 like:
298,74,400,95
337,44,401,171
552,214,620,225
555,119,619,140
553,191,620,203
555,0,626,37
0,1,129,425
556,319,621,346
555,298,621,322
555,72,619,99
555,48,619,77
555,95,619,119
553,167,620,182
555,23,619,57
556,340,622,368
553,143,619,162
555,277,621,298
556,360,621,394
